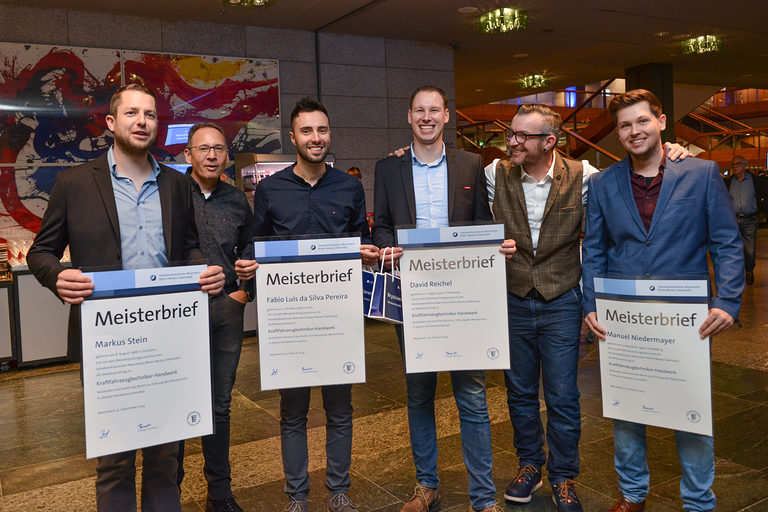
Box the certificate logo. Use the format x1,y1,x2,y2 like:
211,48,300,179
487,347,500,360
343,362,356,374
452,232,458,238
187,411,201,426
687,410,702,423
310,244,317,250
150,274,157,281
649,285,655,291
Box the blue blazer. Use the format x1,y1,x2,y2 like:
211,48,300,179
582,155,745,319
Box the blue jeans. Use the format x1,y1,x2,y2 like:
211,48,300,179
613,419,716,511
280,384,353,500
396,324,496,511
178,293,245,499
504,288,582,485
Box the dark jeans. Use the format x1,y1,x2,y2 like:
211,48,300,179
504,287,582,485
96,442,181,512
737,215,758,272
280,384,353,500
178,293,245,499
395,326,496,510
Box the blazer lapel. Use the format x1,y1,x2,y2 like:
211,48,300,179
91,155,121,245
400,152,416,224
615,158,646,234
156,168,173,256
647,158,679,237
446,150,457,219
506,164,529,218
542,152,564,219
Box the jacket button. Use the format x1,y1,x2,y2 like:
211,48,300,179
646,241,651,247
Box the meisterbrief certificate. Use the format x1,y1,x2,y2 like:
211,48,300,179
254,236,365,390
595,277,712,436
397,224,509,373
80,264,212,458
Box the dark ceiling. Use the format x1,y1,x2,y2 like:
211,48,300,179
6,0,768,107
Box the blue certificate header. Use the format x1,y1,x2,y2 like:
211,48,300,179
83,264,207,298
254,236,361,263
397,224,504,249
594,277,708,303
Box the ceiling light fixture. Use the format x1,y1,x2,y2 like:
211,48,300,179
223,0,272,7
478,8,528,34
518,73,550,89
681,35,723,55
458,6,479,14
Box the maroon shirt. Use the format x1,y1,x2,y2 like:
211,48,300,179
629,148,667,231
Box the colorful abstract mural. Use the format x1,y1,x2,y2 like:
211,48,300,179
0,42,281,241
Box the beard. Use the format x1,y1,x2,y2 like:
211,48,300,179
113,130,157,156
297,143,330,164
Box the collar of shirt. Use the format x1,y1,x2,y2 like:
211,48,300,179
107,146,161,182
288,162,333,187
520,153,556,184
410,142,446,167
186,167,222,198
629,145,667,179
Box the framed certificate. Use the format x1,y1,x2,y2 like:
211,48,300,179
595,277,712,435
397,224,509,373
80,265,212,458
254,235,365,390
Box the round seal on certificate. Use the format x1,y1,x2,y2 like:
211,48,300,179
487,347,500,360
187,411,201,426
343,362,356,374
686,410,701,423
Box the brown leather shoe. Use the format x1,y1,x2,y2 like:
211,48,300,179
401,484,441,512
607,496,645,512
467,504,504,512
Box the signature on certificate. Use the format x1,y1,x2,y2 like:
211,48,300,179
138,423,153,430
271,369,278,375
416,353,423,359
446,351,459,357
99,429,110,439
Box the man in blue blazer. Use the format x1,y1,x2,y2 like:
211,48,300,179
582,89,744,512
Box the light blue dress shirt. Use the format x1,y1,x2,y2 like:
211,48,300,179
411,142,449,228
107,147,168,270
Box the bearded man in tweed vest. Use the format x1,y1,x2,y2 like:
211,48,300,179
485,104,689,512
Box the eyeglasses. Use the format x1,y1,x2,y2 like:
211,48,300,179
505,130,549,144
188,145,228,155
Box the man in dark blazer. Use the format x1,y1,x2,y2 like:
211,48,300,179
27,83,225,512
582,89,744,512
372,85,514,512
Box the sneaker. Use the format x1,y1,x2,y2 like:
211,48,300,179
504,465,542,503
285,497,308,512
206,497,244,512
551,480,582,512
401,483,441,512
607,496,645,512
328,493,358,512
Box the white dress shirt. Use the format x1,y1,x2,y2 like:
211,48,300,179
485,156,599,252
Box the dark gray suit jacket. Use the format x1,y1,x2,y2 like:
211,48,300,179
372,147,492,248
27,152,203,361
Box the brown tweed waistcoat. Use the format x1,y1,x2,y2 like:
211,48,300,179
492,152,584,300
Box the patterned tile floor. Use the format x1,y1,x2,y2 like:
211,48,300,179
1,232,767,511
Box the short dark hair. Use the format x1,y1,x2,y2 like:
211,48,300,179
608,89,663,121
516,104,562,138
186,122,227,147
290,97,329,128
109,83,156,117
409,85,448,109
